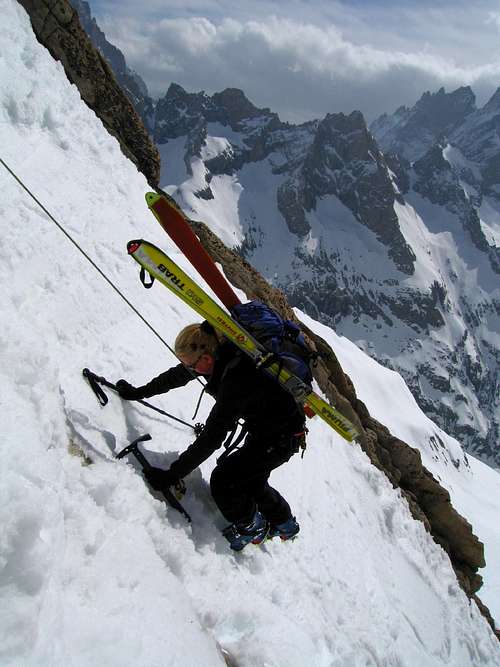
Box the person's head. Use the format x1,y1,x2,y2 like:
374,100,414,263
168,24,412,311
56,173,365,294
175,322,221,375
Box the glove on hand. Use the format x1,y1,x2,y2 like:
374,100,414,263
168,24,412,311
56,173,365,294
144,466,179,492
116,379,142,400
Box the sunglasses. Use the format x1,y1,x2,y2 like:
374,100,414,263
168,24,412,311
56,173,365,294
184,352,205,371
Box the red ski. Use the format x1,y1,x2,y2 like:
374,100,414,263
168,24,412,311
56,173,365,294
145,192,240,309
145,192,318,419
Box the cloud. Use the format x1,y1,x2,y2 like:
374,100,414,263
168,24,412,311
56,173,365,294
488,11,500,31
95,2,500,123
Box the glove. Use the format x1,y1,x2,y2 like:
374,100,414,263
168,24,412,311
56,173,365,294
116,379,143,400
144,466,179,492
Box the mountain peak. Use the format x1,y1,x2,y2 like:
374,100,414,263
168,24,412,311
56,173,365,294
165,82,189,98
415,86,476,118
212,87,277,125
321,110,367,134
482,87,500,113
371,86,476,161
164,82,208,105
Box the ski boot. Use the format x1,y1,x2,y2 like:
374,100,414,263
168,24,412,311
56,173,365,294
268,516,300,541
222,511,270,551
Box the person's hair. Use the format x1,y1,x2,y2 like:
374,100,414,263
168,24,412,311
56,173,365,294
174,322,221,359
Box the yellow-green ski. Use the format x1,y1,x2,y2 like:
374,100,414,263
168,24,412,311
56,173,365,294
127,239,359,443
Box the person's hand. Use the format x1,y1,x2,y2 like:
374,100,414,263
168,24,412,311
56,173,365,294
116,379,142,400
144,466,179,492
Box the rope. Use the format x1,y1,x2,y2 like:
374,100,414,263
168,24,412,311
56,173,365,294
0,159,247,439
0,157,182,357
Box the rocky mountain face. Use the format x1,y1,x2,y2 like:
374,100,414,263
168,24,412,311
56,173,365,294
15,0,499,632
369,88,499,464
153,84,499,469
370,86,477,162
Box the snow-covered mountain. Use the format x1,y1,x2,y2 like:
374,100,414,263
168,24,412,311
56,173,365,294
370,88,499,462
2,1,499,664
149,83,499,469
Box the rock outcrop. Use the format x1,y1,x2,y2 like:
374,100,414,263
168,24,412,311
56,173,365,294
18,0,160,187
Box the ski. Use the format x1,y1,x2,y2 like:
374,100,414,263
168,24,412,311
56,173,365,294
145,192,240,309
127,239,359,443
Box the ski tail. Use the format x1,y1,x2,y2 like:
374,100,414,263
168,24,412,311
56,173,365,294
146,192,241,310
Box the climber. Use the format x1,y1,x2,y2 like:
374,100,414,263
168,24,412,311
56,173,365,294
116,321,305,550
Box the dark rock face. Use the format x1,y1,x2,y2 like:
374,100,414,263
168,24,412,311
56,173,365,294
212,87,272,126
155,83,279,139
299,112,415,273
18,0,160,187
452,87,500,209
413,143,495,260
371,86,476,162
154,83,283,183
155,84,214,142
155,83,281,162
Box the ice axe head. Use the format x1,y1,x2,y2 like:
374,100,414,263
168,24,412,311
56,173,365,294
116,434,152,460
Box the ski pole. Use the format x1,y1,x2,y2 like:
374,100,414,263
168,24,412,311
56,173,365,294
116,434,192,523
82,368,204,436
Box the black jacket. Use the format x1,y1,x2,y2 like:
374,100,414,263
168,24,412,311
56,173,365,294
137,342,305,480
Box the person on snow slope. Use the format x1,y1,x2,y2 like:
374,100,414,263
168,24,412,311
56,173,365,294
116,321,305,551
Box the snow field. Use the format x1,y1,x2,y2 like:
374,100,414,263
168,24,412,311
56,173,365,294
298,310,500,620
1,1,499,664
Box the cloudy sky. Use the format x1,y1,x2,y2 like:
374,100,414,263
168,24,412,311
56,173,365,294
89,0,500,123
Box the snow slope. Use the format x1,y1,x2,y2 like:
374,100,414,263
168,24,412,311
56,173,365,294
0,2,499,665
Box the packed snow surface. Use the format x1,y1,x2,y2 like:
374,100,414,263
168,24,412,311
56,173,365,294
1,2,499,665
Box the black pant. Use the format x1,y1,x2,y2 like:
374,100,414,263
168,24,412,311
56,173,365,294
210,432,298,526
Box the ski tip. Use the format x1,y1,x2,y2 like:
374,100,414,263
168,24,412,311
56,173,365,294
127,239,143,255
145,192,162,207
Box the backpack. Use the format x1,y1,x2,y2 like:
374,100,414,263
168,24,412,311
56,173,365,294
230,300,315,386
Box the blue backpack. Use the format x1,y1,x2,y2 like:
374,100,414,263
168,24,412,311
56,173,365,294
231,300,315,385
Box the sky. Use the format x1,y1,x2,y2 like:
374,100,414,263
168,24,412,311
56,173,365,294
88,0,500,123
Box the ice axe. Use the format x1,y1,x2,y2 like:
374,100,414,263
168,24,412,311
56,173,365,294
82,368,204,436
116,434,192,522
